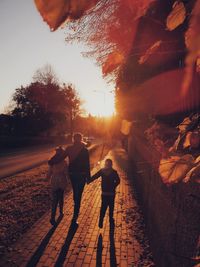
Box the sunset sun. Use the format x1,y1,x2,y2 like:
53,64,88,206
84,90,115,117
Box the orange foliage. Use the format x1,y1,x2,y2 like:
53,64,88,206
102,51,124,76
103,0,155,75
34,0,154,77
34,0,98,31
166,1,186,31
34,0,200,102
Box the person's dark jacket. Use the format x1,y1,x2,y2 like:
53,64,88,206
48,143,90,179
90,168,120,195
68,145,90,177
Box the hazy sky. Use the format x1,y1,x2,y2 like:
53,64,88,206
0,0,114,116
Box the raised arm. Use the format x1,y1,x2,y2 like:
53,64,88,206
88,169,102,183
48,147,69,166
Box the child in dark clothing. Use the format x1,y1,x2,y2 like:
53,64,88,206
88,158,120,228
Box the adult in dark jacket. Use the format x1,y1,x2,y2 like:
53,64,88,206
49,133,90,223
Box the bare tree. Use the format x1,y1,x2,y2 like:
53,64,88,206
33,64,59,85
11,66,82,136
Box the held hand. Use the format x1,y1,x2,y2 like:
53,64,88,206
86,176,91,184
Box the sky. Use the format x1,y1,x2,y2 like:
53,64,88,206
0,0,115,116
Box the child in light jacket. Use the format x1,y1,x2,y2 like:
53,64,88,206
88,158,120,228
47,147,68,225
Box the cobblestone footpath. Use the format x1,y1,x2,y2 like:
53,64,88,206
0,148,154,267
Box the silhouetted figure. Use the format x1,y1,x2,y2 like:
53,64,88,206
47,147,68,226
88,158,120,228
49,133,90,223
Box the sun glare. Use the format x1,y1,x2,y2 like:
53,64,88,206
84,90,115,117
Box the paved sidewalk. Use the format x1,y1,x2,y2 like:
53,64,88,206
1,148,154,267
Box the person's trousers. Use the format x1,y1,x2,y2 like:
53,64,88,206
51,188,64,219
70,174,85,219
99,195,115,224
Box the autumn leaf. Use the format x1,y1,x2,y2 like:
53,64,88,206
102,51,124,76
34,0,69,31
166,1,186,31
34,0,98,31
183,155,200,183
159,154,194,185
121,120,132,135
139,40,162,64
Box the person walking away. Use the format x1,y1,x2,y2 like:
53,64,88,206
47,147,68,226
88,158,120,228
67,133,90,223
48,133,90,224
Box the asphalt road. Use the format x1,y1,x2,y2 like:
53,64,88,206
0,144,97,179
0,145,58,179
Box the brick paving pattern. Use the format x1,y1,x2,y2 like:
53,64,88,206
1,148,154,267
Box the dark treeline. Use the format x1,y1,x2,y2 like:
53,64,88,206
1,65,81,138
0,65,120,148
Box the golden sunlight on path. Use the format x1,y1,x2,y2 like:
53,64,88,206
1,148,154,267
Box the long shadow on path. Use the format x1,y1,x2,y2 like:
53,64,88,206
54,222,78,267
110,226,117,267
26,215,63,267
96,234,103,266
96,225,117,267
